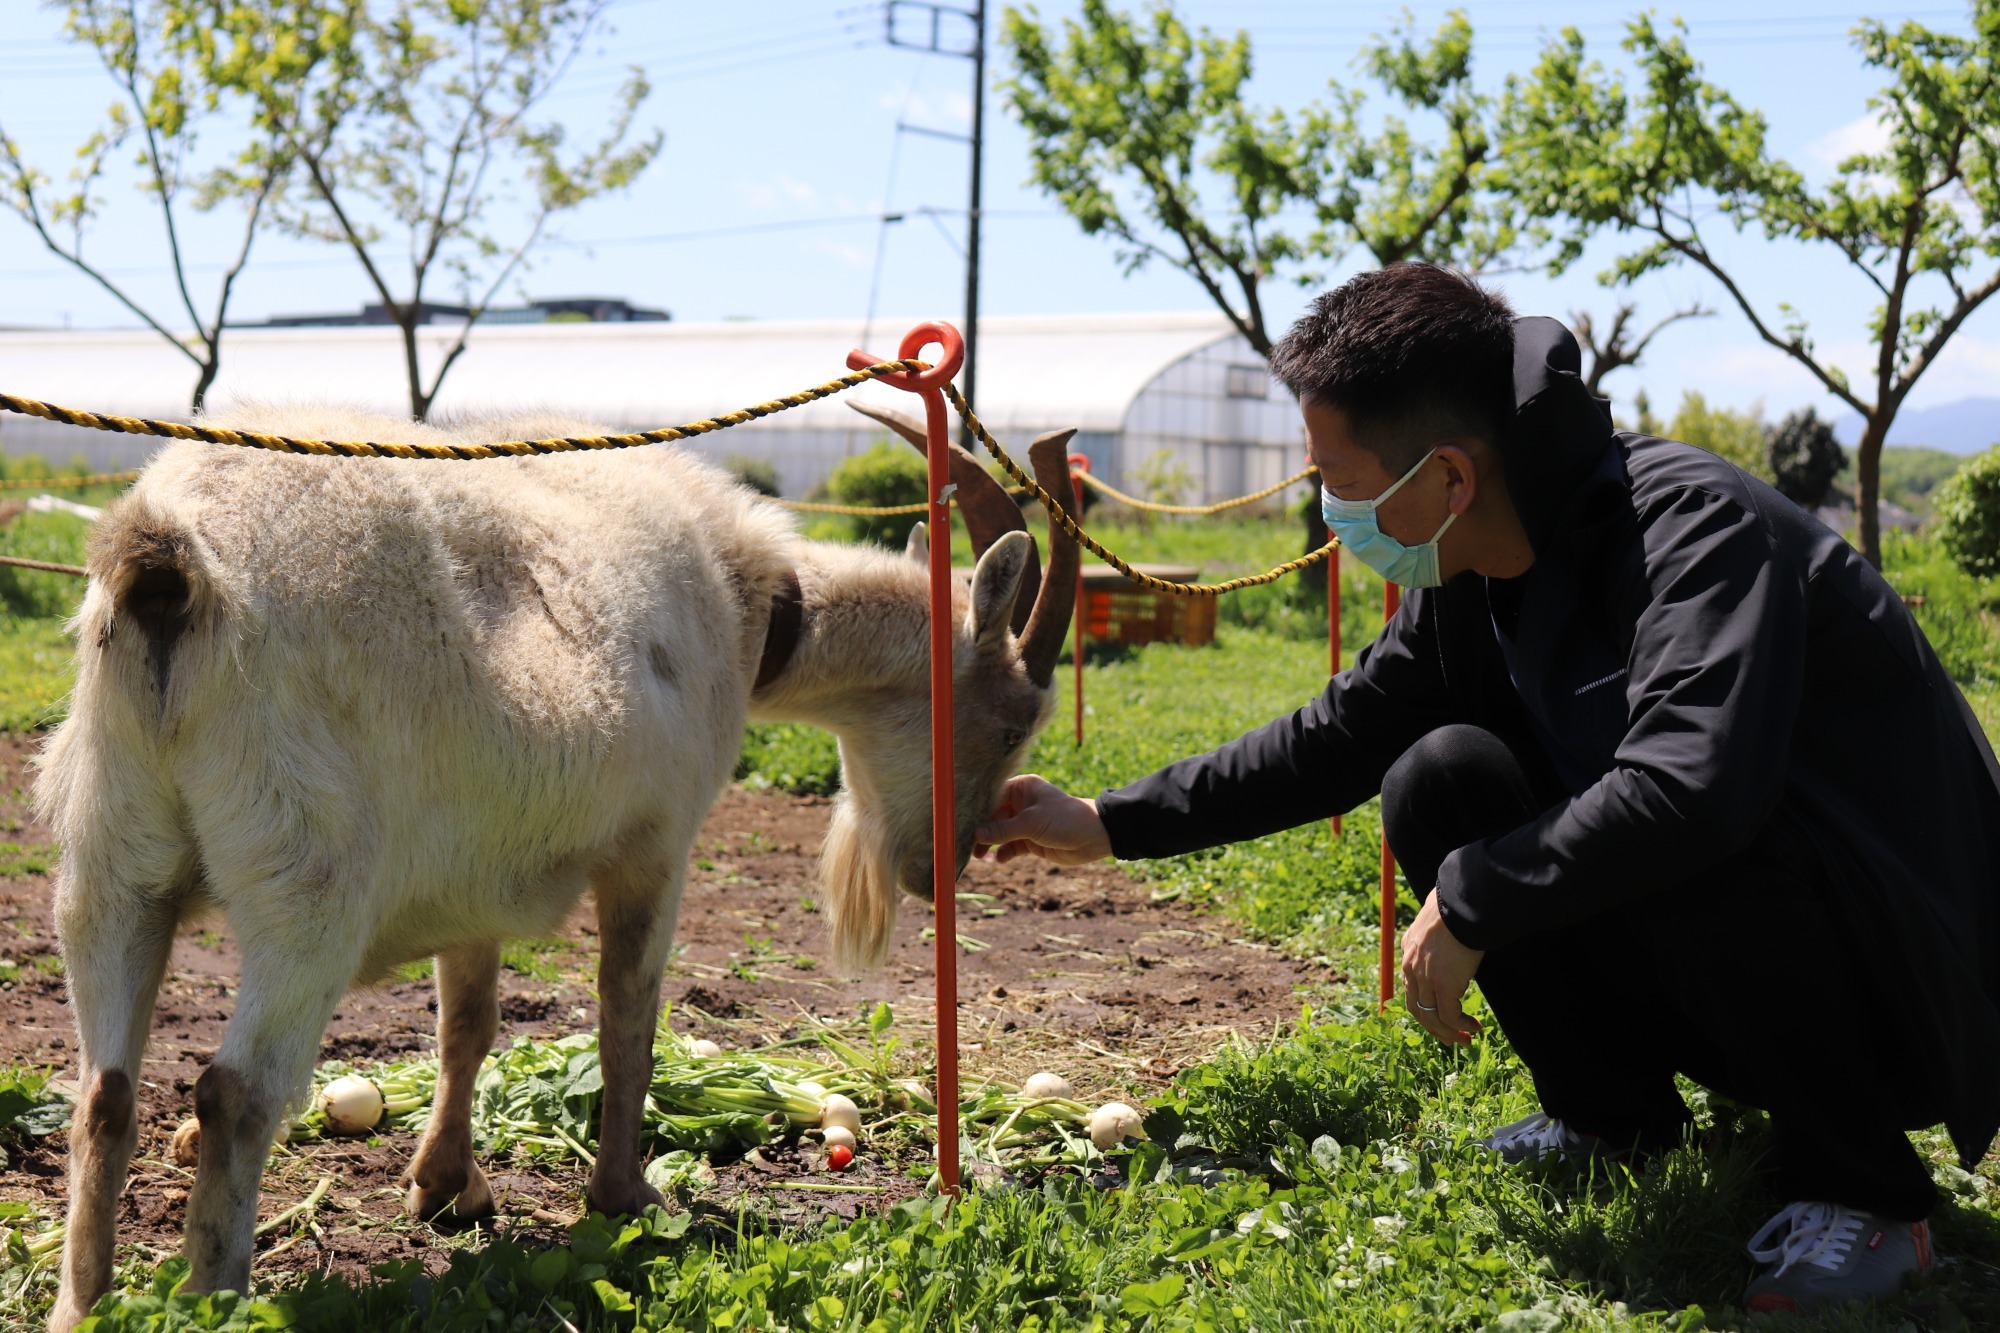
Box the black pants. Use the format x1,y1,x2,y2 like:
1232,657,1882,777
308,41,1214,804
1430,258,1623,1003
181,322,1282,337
1381,724,1939,1221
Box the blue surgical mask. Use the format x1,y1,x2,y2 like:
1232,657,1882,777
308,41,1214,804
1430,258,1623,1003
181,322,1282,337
1320,450,1458,588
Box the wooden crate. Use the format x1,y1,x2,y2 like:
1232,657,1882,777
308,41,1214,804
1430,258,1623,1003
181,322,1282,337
1080,564,1214,648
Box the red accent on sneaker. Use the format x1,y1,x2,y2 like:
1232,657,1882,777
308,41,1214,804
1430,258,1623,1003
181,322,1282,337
1748,1293,1803,1314
1868,1229,1884,1250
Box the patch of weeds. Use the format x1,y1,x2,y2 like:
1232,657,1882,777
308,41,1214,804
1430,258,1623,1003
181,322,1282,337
500,939,573,983
0,842,48,878
0,616,73,733
735,722,841,795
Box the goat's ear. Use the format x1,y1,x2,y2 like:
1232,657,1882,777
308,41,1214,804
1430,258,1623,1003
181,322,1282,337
966,530,1031,652
905,521,928,564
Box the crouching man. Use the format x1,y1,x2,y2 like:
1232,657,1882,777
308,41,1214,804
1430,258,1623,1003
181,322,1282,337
975,262,2000,1314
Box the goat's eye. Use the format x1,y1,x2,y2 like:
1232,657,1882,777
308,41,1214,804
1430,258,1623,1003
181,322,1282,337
1003,729,1026,750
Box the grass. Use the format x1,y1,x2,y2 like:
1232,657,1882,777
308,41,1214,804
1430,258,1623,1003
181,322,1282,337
4,508,2000,1329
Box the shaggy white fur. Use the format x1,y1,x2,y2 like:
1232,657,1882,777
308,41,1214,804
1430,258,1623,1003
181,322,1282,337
36,404,1066,1331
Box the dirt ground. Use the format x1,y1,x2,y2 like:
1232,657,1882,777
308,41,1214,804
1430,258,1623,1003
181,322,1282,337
0,737,1333,1284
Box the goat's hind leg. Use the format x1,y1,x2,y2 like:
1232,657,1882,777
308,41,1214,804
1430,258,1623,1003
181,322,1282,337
588,848,690,1217
405,942,501,1223
50,876,183,1333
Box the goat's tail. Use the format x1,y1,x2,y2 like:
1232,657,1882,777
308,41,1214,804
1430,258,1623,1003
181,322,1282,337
74,496,222,721
35,494,218,910
821,793,897,974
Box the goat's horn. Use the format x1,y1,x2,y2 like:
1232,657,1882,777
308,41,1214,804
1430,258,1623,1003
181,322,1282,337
1017,428,1080,688
847,398,1040,634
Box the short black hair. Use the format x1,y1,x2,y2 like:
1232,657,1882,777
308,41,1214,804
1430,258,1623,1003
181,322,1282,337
1270,263,1516,474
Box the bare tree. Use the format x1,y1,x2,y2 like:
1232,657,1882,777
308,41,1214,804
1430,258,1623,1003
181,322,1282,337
210,0,661,420
1571,301,1712,401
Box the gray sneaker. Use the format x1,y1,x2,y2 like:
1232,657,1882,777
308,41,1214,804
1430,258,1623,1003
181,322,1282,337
1482,1112,1619,1165
1743,1200,1934,1313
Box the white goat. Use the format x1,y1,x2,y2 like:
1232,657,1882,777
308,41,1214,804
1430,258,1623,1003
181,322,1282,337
38,404,1078,1331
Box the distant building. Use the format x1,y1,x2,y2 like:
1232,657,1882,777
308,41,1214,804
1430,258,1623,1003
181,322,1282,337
253,297,671,327
0,312,1305,503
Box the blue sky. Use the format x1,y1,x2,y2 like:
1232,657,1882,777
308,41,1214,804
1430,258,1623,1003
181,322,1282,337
1,0,1993,429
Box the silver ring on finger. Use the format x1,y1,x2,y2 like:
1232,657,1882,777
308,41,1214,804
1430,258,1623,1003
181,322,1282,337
1414,1000,1438,1013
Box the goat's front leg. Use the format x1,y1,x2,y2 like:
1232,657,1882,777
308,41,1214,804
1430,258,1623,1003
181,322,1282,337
405,942,501,1223
50,885,180,1333
587,857,687,1216
183,932,356,1299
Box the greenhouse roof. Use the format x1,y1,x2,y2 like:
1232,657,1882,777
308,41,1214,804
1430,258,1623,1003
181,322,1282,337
0,311,1250,437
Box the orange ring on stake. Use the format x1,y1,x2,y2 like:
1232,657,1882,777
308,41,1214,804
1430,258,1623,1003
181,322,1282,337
846,321,965,1198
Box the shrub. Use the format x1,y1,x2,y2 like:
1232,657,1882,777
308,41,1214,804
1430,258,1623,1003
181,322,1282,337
722,454,781,497
821,440,927,546
1935,444,2000,579
1765,408,1845,508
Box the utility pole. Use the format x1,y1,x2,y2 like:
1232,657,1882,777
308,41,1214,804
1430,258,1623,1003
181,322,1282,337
885,0,984,432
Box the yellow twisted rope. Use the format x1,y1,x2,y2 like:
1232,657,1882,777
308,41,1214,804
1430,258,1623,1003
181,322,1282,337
942,385,1335,597
0,470,139,491
0,365,1337,596
777,485,1030,517
1077,464,1316,514
0,361,926,459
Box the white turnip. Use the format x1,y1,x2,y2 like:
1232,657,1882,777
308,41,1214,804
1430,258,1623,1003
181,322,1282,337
1087,1101,1142,1151
319,1074,385,1136
820,1092,863,1135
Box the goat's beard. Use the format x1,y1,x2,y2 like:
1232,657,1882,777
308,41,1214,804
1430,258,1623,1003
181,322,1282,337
820,793,898,974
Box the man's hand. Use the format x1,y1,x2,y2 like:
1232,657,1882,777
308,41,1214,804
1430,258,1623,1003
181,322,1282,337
974,775,1113,866
1400,889,1485,1046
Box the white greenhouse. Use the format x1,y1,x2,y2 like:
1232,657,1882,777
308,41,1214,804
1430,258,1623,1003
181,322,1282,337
0,312,1308,503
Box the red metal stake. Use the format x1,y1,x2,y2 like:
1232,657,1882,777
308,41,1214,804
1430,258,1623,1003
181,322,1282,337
1328,544,1342,839
846,322,965,1196
1378,579,1401,1013
1068,452,1090,746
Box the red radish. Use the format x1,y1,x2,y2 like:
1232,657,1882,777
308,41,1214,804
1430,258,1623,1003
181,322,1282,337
827,1144,855,1171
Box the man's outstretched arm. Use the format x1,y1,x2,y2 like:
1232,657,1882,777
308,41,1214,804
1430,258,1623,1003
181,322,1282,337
979,584,1462,864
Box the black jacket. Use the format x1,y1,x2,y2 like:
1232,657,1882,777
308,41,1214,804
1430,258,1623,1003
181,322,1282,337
1096,317,2000,1165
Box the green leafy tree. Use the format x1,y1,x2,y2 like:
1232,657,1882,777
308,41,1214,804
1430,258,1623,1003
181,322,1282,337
1624,389,1666,437
1498,7,2000,568
1002,2,1510,355
1766,408,1848,509
0,0,347,410
1666,391,1770,480
1934,444,2000,578
201,0,661,420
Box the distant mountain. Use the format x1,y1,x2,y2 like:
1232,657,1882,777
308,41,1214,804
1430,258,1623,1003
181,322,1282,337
1834,398,2000,453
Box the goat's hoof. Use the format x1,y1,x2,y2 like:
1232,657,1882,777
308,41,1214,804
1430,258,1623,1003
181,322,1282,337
170,1117,201,1167
49,1289,95,1333
406,1164,496,1227
586,1178,664,1218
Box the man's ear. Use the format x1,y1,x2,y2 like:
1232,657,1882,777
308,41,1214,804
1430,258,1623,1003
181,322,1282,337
1436,441,1481,515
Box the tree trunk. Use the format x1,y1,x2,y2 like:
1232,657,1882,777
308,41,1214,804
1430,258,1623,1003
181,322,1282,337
1301,498,1330,598
399,315,430,422
1856,414,1887,570
190,356,220,415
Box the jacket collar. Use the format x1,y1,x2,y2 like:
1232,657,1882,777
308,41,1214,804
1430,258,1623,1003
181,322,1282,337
1502,316,1618,554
